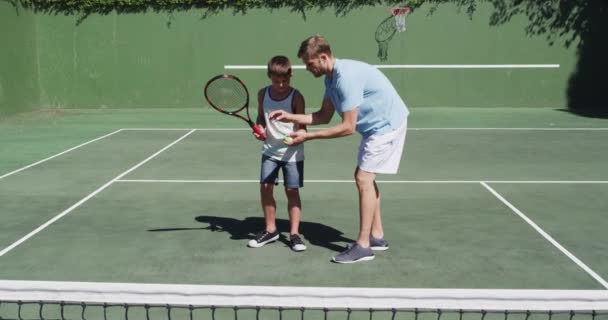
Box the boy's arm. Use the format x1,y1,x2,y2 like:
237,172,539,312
256,89,265,127
253,89,266,140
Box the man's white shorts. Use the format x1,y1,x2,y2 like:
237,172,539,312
357,118,408,174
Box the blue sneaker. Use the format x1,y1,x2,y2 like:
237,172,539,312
332,243,374,264
370,236,389,251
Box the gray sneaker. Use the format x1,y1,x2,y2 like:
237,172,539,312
332,243,374,264
370,236,389,251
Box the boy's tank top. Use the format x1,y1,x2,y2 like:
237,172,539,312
262,87,304,162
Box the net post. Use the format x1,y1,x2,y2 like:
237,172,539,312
144,304,150,320
38,301,43,320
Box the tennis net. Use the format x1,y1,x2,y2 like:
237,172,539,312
1,280,607,320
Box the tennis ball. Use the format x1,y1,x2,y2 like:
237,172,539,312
283,136,293,143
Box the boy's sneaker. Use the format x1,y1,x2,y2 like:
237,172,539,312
247,230,279,248
289,234,307,252
332,243,374,264
370,236,389,251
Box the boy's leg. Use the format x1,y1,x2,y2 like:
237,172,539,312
249,156,281,248
285,187,301,235
283,161,306,252
260,183,277,232
260,155,281,233
285,187,306,251
282,160,304,235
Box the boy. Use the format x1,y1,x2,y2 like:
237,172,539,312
248,55,307,252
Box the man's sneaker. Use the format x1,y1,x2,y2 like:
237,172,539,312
289,234,307,252
370,236,389,251
332,243,374,264
247,230,279,248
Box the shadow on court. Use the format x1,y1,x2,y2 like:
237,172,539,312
148,216,353,252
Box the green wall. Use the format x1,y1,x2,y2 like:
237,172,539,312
0,2,578,111
0,1,39,116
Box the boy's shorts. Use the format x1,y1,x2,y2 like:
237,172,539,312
260,155,304,188
357,118,408,174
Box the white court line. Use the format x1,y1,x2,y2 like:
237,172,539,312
0,130,196,258
121,128,196,131
225,64,561,70
0,129,123,180
116,179,608,184
120,127,608,131
410,128,608,131
480,182,608,289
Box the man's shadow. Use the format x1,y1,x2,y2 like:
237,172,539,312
149,216,353,252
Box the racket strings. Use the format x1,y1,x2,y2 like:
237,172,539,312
206,78,248,113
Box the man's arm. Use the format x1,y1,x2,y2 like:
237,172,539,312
285,106,356,145
270,98,334,126
306,107,357,140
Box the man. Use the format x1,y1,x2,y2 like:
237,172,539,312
269,35,409,263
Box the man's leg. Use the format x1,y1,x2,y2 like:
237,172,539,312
355,167,378,248
371,180,384,239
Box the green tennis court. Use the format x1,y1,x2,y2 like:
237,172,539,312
1,108,608,319
2,0,608,317
1,108,607,285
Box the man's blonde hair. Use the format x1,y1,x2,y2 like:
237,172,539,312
297,35,333,59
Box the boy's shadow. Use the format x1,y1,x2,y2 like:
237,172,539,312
193,216,353,252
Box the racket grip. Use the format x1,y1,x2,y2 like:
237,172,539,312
253,124,266,140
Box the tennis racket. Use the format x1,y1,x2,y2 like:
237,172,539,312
204,74,266,140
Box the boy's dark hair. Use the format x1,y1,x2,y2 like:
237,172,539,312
267,56,292,77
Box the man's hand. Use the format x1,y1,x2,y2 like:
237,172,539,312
284,130,307,145
269,110,295,123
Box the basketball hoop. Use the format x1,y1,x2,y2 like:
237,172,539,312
391,7,411,32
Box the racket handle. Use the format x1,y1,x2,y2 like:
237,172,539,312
253,124,266,140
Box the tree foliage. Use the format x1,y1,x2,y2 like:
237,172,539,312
5,0,600,49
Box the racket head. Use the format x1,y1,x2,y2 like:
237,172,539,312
204,74,250,114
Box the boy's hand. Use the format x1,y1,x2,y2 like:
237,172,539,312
269,110,294,123
253,125,266,140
